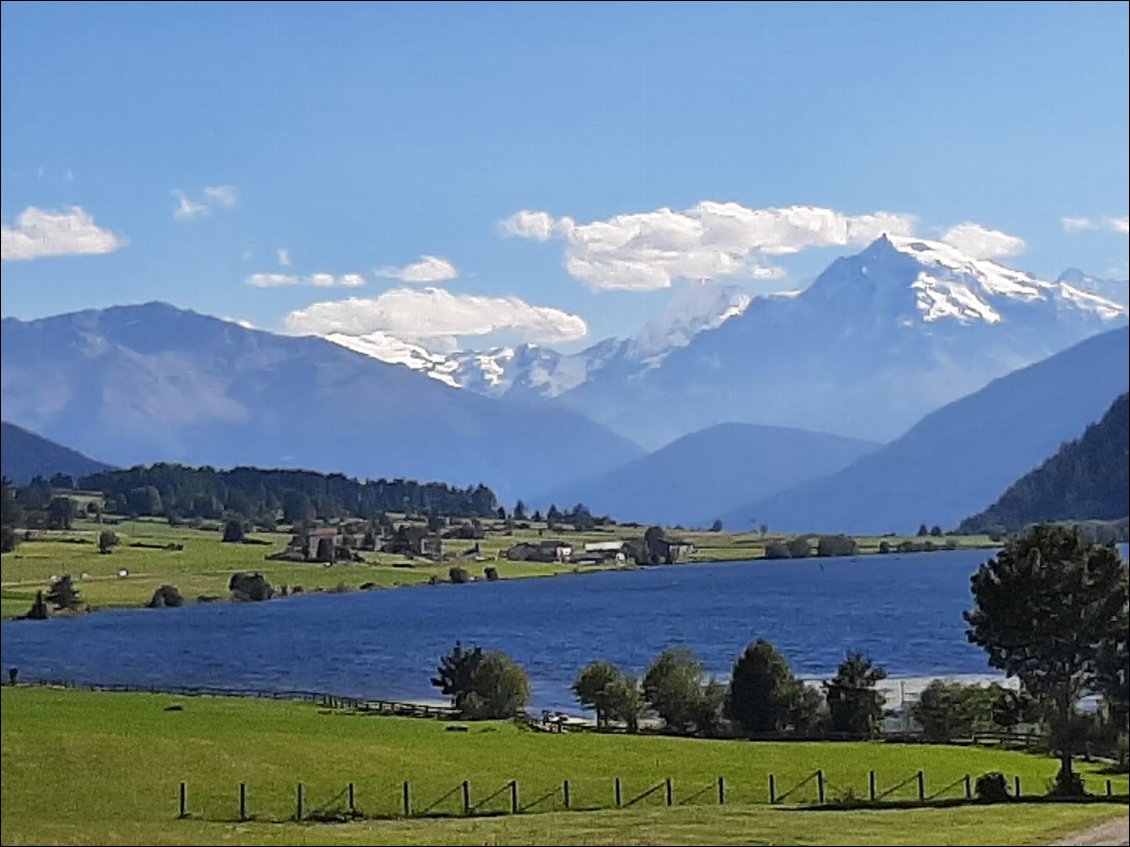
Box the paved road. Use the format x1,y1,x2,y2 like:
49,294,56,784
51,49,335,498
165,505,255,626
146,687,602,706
1053,816,1130,846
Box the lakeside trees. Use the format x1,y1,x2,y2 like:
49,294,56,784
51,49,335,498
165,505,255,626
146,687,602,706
432,642,531,719
965,525,1129,794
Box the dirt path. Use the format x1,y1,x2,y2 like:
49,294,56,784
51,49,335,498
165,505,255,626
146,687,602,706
1052,815,1130,846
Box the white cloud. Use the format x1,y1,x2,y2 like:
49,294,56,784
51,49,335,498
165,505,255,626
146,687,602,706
501,203,917,290
1,206,123,261
940,222,1026,260
284,287,588,348
1062,215,1129,235
203,185,237,206
500,210,564,241
277,248,291,266
1062,216,1096,232
173,185,237,220
375,255,459,283
173,191,209,220
246,272,365,288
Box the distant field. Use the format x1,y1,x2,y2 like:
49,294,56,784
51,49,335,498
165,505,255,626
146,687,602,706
0,517,1000,619
1,687,1124,846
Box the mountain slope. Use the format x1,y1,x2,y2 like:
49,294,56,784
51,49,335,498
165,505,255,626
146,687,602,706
1,421,111,483
535,423,878,527
555,236,1127,448
958,393,1129,533
0,303,643,502
1058,268,1129,308
726,326,1130,534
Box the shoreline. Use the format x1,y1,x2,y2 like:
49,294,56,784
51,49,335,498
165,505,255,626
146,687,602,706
1,539,1006,622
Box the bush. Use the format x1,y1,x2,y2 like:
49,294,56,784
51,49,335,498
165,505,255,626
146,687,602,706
975,772,1011,803
1047,768,1087,798
221,520,245,543
816,535,858,557
786,536,811,558
228,572,274,602
764,541,791,559
483,566,499,581
146,585,184,608
0,526,18,553
45,575,81,611
449,566,471,584
98,530,119,554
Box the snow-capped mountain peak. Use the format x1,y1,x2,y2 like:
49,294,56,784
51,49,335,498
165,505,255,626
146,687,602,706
326,331,463,387
628,279,752,363
816,234,1127,326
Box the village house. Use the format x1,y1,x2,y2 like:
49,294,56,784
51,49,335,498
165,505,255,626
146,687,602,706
381,525,444,558
504,539,573,563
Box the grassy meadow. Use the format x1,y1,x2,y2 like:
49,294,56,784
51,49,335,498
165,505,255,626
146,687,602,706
0,514,1000,620
1,687,1125,846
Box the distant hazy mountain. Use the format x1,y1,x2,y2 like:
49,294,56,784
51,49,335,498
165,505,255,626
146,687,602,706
555,236,1127,448
0,303,643,502
1058,268,1130,308
959,392,1129,533
727,326,1130,534
326,279,753,400
535,422,877,527
1,421,111,484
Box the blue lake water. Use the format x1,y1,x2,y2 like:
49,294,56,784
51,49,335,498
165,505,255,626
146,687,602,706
2,546,1125,711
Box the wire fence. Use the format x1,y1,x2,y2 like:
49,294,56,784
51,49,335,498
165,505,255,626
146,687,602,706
172,770,1129,824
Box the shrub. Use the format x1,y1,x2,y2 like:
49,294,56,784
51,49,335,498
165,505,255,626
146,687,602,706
449,566,471,584
0,527,17,553
975,772,1011,803
816,535,858,557
146,585,184,608
483,566,499,581
786,536,811,558
228,572,274,601
45,575,81,611
764,541,791,560
221,520,245,543
98,530,119,554
1047,768,1087,798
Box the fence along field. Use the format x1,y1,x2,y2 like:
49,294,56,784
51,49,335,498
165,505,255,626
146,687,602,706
6,679,1127,828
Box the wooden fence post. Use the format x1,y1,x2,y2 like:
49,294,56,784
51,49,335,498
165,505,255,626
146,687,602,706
462,780,472,815
964,774,972,800
296,783,304,820
510,780,519,815
1106,779,1113,797
348,782,355,814
1014,775,1021,798
718,776,725,805
403,781,411,817
615,777,622,808
178,782,188,819
239,782,247,821
563,779,571,809
869,770,876,802
817,770,825,804
665,777,673,807
769,773,776,805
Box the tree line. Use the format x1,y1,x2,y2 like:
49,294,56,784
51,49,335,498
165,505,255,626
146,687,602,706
56,464,501,523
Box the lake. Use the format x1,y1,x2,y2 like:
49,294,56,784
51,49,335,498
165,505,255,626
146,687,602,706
1,546,1124,712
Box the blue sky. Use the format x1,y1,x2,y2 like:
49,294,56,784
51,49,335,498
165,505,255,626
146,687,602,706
2,1,1127,352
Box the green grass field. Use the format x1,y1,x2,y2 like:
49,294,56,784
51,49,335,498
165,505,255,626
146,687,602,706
0,517,1000,619
1,687,1124,845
